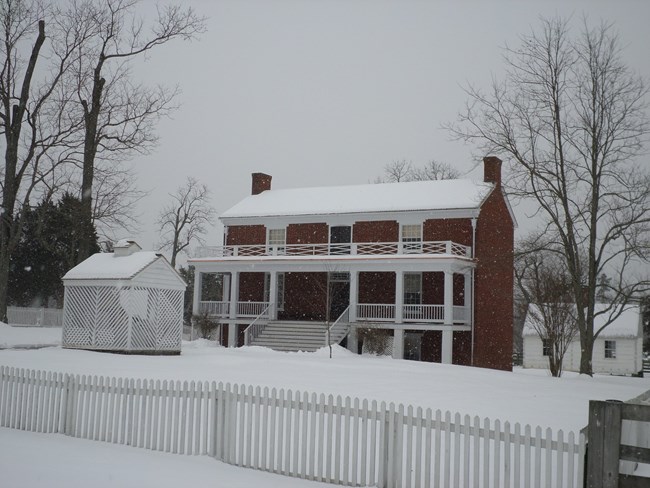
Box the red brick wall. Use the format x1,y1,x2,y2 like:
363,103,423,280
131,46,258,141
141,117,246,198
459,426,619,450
239,272,265,302
279,272,327,321
353,221,399,242
423,219,472,246
453,331,472,366
473,188,514,371
286,223,328,245
421,331,441,362
421,272,464,306
358,272,395,304
226,225,266,245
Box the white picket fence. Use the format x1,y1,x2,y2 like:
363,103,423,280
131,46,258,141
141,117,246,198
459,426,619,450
0,366,586,487
7,306,63,327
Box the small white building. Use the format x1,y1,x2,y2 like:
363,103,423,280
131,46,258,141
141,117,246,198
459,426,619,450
62,240,186,355
523,303,644,375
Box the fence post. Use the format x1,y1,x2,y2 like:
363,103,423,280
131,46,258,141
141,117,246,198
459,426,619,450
586,399,622,488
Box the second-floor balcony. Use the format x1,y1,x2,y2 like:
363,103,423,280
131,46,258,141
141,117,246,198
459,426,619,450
194,240,472,259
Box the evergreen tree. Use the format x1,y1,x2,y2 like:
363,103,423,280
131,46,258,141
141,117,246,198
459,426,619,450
9,194,100,307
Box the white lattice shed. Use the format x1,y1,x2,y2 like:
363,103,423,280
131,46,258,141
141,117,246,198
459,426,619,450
62,241,186,354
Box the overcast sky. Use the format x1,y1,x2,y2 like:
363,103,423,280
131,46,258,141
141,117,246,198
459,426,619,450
126,0,650,259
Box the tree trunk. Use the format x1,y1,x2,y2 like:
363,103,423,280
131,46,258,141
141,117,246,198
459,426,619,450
78,64,105,263
579,334,594,376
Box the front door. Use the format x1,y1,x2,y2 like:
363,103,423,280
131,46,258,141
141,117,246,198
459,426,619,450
328,272,350,321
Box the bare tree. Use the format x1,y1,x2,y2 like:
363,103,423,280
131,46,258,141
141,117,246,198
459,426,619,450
0,0,95,320
446,17,650,375
157,176,215,268
378,159,460,183
64,0,206,261
515,241,578,377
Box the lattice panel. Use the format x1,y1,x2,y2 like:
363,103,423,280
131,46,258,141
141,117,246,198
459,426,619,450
63,286,95,346
129,287,182,351
95,287,128,349
64,284,182,352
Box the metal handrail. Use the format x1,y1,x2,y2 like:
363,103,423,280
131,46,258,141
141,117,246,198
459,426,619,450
243,303,273,346
327,305,351,346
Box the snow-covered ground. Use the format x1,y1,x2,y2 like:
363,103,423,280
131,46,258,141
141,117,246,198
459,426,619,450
1,325,648,433
0,428,331,488
0,322,61,349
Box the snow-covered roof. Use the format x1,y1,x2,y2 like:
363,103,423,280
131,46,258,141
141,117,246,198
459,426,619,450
523,303,641,339
63,251,164,281
221,179,495,219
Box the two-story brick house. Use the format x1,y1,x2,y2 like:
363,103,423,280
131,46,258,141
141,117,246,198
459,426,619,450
189,156,515,371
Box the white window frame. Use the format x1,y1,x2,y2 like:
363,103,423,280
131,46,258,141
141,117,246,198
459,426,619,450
604,340,616,359
401,224,423,253
267,228,286,255
542,338,551,357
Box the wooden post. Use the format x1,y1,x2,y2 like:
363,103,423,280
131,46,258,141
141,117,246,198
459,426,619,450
586,399,622,488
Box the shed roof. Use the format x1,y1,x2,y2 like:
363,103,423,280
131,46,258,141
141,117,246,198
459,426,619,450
221,179,495,219
63,251,169,281
523,303,641,339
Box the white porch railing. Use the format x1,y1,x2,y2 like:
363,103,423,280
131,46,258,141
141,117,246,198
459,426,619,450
357,303,395,321
199,301,273,318
327,305,350,346
7,306,63,327
244,303,273,346
199,301,230,317
403,304,445,322
237,301,271,317
194,240,471,259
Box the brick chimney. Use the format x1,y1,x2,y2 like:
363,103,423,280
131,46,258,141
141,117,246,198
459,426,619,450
483,156,502,187
251,172,272,195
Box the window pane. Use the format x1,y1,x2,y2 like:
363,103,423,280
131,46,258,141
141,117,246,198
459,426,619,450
268,229,286,245
604,340,616,359
402,225,422,241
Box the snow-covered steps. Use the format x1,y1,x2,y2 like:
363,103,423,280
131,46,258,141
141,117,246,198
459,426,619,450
249,321,331,352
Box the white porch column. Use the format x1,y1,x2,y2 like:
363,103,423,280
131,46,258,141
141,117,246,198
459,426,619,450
395,271,404,323
228,272,239,348
393,329,404,359
442,271,454,364
222,274,231,302
464,272,472,324
268,271,278,320
192,270,203,317
347,271,359,353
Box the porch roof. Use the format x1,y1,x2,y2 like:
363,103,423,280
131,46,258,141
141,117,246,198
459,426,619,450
221,179,494,219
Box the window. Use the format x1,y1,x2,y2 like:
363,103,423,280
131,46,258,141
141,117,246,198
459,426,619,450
267,229,286,254
403,273,422,305
401,224,422,253
542,339,551,357
330,226,352,255
605,340,616,359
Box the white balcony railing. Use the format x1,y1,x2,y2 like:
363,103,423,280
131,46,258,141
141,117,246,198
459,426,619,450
193,240,471,259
